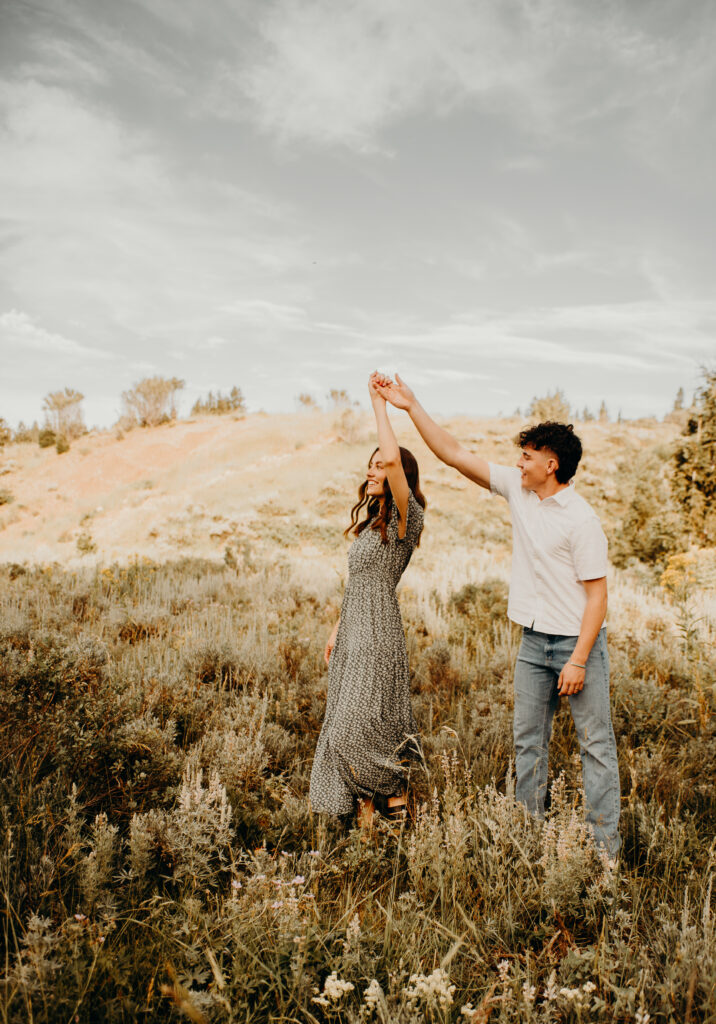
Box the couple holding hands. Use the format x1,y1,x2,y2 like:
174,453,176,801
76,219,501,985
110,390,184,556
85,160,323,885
309,372,620,858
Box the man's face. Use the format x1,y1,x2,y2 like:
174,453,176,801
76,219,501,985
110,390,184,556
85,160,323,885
517,444,558,490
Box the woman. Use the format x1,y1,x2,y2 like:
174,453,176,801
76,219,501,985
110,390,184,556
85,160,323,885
309,371,426,829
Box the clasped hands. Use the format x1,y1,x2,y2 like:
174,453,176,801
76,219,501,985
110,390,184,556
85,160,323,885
368,370,413,410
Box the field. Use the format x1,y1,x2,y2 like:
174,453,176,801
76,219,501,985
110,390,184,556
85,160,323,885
0,410,714,1023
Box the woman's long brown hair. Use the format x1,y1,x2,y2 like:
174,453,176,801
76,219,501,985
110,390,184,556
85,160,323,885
344,446,426,545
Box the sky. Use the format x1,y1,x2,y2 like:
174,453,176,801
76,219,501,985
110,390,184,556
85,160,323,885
1,0,715,429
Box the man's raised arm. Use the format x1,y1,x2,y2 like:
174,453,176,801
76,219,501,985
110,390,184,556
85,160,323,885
372,372,491,490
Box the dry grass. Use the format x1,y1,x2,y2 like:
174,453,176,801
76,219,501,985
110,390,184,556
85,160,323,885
0,411,714,1022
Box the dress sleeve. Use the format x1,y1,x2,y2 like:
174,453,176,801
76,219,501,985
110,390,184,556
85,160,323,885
396,491,424,545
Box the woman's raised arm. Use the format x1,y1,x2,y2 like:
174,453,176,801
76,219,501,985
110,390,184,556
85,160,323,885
368,372,410,538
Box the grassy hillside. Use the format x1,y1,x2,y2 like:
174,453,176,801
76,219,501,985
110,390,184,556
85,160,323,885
1,411,714,1022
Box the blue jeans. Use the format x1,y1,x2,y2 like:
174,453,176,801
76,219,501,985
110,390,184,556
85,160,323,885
513,626,621,856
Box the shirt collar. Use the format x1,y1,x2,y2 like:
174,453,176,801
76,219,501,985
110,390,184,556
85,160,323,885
543,484,575,507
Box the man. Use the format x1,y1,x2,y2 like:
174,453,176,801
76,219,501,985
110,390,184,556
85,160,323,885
374,372,620,857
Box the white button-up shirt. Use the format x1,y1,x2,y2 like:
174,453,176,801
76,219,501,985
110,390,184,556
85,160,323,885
489,463,608,636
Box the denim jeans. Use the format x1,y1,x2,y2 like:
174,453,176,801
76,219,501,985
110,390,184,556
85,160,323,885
513,626,621,857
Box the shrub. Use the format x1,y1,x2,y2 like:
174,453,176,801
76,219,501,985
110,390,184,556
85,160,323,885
42,387,85,440
527,389,570,422
76,532,96,555
611,448,684,567
121,376,184,428
55,436,70,454
191,386,246,417
334,407,364,444
13,420,39,443
327,388,351,408
297,392,319,410
38,428,56,448
672,367,716,545
0,417,11,446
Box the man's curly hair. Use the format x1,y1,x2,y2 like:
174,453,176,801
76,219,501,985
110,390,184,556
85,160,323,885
517,421,583,484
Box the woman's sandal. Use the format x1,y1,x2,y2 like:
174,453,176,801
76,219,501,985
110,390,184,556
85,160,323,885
374,793,409,821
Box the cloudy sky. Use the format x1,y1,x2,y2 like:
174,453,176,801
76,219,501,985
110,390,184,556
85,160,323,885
1,0,714,428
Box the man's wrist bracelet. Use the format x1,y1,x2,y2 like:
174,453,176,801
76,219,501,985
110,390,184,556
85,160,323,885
569,660,587,670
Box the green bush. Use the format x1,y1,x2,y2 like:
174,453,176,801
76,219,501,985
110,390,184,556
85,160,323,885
673,368,716,545
611,448,685,567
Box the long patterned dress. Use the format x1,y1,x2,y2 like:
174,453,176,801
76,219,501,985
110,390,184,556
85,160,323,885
309,491,424,814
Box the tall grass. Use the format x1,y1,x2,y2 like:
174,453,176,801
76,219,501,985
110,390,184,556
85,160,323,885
0,556,714,1022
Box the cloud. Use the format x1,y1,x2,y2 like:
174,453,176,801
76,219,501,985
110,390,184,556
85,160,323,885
376,300,716,371
229,0,713,152
0,75,310,341
0,309,110,359
218,298,308,327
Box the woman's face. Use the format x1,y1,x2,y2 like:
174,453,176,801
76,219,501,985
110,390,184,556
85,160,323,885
365,449,388,497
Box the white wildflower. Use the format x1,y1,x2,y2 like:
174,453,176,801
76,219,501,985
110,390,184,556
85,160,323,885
543,970,559,1002
497,959,510,981
291,875,305,885
364,979,383,1008
405,967,456,1009
312,971,354,1006
635,1008,650,1024
522,980,537,1006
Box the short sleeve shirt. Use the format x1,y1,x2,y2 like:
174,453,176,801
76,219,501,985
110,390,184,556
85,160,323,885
489,463,608,636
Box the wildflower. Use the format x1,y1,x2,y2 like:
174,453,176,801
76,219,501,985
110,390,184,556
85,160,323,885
309,849,321,857
583,981,597,995
364,979,383,1008
522,980,537,1006
635,1008,650,1024
461,1004,475,1017
543,971,559,1002
74,913,88,923
497,959,510,981
290,875,305,885
312,972,354,1006
231,879,242,890
405,968,455,1009
271,901,283,910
